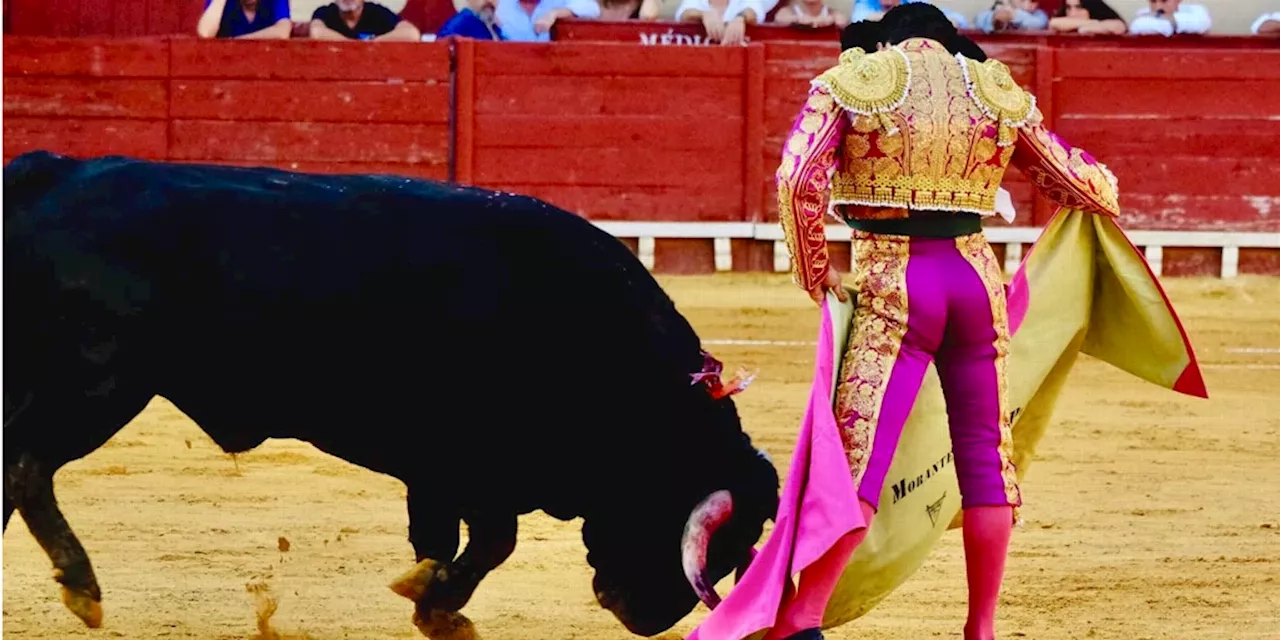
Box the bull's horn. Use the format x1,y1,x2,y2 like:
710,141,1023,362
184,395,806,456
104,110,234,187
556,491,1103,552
680,489,734,610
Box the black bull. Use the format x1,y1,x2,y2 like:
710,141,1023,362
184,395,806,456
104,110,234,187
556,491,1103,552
2,151,779,637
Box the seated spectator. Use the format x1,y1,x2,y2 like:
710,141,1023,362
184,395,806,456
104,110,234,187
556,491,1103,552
438,0,505,38
849,0,968,29
1251,11,1280,35
597,0,664,19
1048,0,1125,34
976,0,1049,32
493,0,602,42
197,0,292,39
311,0,423,40
676,0,770,46
774,0,850,28
1128,0,1210,36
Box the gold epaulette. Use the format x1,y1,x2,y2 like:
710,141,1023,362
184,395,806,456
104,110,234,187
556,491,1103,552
957,55,1041,147
811,47,911,135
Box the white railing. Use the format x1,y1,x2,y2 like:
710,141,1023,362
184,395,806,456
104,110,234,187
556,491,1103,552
590,222,1280,279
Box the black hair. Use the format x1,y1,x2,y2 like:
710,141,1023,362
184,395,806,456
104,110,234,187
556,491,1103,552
1055,0,1123,20
950,34,988,61
840,19,886,52
879,2,958,46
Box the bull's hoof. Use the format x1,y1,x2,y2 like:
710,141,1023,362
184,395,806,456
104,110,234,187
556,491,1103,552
389,558,448,602
60,585,103,628
412,608,479,640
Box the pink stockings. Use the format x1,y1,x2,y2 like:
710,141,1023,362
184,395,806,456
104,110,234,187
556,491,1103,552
764,502,1013,640
961,505,1014,640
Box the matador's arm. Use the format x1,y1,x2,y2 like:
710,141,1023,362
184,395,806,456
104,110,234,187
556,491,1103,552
958,55,1120,218
776,84,846,294
1010,117,1121,218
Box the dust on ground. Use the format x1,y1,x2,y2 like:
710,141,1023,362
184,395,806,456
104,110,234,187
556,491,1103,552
4,274,1278,640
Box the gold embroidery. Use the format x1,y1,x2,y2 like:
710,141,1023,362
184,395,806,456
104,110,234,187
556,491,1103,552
974,138,997,164
852,114,879,134
958,56,1037,147
877,133,904,158
954,232,1023,524
835,231,911,488
832,172,997,212
777,87,845,292
833,41,1009,218
812,47,911,134
846,134,871,159
1012,125,1120,217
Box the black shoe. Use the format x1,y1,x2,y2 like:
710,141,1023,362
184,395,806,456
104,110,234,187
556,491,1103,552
782,630,824,640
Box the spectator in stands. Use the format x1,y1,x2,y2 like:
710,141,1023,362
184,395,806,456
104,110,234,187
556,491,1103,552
1048,0,1125,34
849,0,968,29
438,0,505,38
976,0,1049,32
311,0,423,39
774,0,851,29
598,0,664,19
197,0,292,39
1251,11,1280,35
493,0,602,42
1128,0,1210,36
676,0,769,45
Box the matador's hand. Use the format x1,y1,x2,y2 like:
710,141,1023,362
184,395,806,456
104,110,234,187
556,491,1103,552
808,266,849,306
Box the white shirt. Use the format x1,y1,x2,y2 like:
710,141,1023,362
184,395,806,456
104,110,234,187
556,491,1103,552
494,0,601,42
1252,11,1280,34
1128,2,1211,36
674,0,777,22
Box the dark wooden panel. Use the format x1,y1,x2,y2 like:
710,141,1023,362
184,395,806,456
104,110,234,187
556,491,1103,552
1162,248,1221,277
1239,249,1280,276
4,77,167,118
171,80,449,123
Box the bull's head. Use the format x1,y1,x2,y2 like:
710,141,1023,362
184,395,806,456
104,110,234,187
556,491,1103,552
585,351,778,636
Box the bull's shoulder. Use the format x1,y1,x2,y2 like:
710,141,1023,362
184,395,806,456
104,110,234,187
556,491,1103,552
4,150,86,221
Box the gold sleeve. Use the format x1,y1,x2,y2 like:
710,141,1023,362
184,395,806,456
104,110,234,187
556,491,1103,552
1011,122,1121,217
776,86,847,294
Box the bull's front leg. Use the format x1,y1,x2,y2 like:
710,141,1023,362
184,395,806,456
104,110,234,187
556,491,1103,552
389,500,517,640
5,451,103,628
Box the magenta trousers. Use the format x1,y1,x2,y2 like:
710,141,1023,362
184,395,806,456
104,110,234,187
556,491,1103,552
836,230,1022,512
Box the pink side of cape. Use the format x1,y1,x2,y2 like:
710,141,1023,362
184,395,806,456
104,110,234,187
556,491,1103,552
686,301,867,640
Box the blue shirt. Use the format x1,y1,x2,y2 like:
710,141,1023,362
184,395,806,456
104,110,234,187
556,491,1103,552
209,0,290,38
438,8,505,40
850,0,971,29
494,0,601,43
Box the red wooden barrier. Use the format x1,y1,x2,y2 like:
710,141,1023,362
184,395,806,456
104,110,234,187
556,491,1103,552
4,33,1279,276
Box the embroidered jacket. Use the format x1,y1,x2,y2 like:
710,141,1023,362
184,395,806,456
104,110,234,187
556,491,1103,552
776,37,1120,293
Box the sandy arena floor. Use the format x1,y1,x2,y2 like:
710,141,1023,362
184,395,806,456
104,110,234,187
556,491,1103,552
3,274,1278,640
